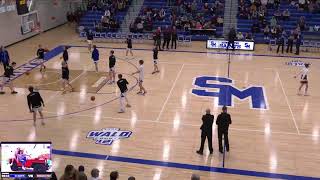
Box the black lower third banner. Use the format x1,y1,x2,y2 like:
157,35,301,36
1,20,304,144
16,0,29,15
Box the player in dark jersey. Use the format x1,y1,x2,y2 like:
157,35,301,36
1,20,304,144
37,44,49,73
125,36,133,56
117,74,131,113
61,60,74,94
91,45,100,72
27,86,45,126
60,46,69,62
87,30,94,52
0,62,17,94
152,46,159,74
108,50,116,84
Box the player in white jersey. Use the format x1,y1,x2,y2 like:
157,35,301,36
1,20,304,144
132,60,147,95
294,63,310,96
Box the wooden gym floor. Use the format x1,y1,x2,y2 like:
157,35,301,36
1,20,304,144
0,25,320,179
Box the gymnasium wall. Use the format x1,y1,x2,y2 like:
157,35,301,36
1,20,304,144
0,0,69,47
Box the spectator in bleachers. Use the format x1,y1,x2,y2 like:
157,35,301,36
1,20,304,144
78,165,88,180
263,25,270,39
105,9,111,18
159,8,166,21
245,32,253,40
110,171,119,180
274,9,282,20
196,21,203,29
282,9,290,20
261,0,268,7
274,0,280,9
137,21,144,33
90,168,100,180
270,16,277,28
251,21,260,33
217,16,224,27
298,0,307,11
267,0,274,8
298,16,306,31
191,1,197,15
60,165,79,180
203,3,210,14
237,32,245,40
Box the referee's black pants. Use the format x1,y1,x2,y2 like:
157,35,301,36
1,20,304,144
226,41,235,51
286,40,293,53
218,130,229,152
199,132,213,153
171,38,177,49
2,62,8,71
277,41,284,54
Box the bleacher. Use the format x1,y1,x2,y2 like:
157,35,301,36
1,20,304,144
79,10,128,31
237,1,320,44
135,0,225,41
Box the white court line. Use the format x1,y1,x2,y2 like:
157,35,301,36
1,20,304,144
45,68,88,104
43,111,319,137
156,64,185,122
276,70,300,134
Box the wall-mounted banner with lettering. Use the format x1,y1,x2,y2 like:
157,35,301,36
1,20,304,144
207,39,255,51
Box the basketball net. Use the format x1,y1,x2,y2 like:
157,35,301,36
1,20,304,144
33,21,41,33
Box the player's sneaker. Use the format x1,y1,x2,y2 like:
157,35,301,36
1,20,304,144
126,104,131,108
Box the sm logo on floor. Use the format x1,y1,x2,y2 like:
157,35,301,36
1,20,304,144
191,76,268,110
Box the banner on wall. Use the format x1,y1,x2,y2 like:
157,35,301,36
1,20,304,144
207,39,255,51
0,0,16,13
16,0,28,15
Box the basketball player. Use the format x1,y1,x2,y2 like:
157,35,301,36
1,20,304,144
294,63,310,96
91,45,99,72
37,44,49,73
87,30,94,52
0,62,17,94
126,36,133,56
108,50,116,84
62,46,69,62
132,60,147,95
117,74,131,113
27,86,45,126
152,46,159,74
61,60,74,94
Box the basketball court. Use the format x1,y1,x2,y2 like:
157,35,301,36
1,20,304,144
0,26,320,179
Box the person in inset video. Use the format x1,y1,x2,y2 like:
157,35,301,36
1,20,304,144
15,148,29,170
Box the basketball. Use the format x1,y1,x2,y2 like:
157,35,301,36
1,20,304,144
90,96,95,101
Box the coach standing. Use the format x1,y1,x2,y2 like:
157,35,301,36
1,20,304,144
196,109,214,155
216,106,232,153
226,28,236,51
0,46,10,72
